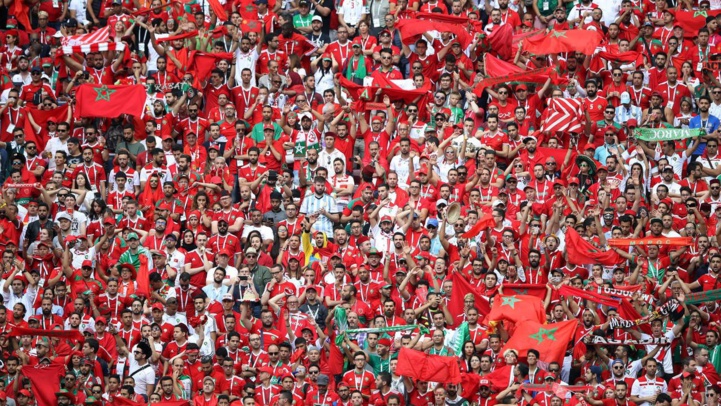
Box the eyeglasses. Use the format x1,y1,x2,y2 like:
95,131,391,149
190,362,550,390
296,99,306,102
309,371,319,375
498,91,508,95
407,109,417,113
546,162,556,166
604,111,615,114
31,72,41,76
58,194,68,198
612,73,622,77
268,352,279,355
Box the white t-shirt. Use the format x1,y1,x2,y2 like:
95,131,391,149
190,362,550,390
129,361,156,397
68,0,88,26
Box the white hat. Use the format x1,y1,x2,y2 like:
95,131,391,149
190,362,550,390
56,212,73,222
298,112,313,121
11,74,22,84
312,15,323,22
620,91,631,104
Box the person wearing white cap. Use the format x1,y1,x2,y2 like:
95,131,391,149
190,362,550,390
0,74,24,105
615,91,642,125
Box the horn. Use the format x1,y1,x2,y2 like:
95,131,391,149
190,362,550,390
447,202,461,223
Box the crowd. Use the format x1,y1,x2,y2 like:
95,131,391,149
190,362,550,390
3,0,721,405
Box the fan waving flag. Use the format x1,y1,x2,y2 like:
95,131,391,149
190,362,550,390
396,347,462,384
565,228,626,266
502,320,578,365
523,29,603,55
541,98,584,133
448,272,491,326
74,84,146,119
484,294,547,326
21,364,66,406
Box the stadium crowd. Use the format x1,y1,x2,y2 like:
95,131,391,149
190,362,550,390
4,0,721,405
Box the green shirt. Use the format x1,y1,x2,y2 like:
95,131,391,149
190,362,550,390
368,352,398,375
537,0,559,17
250,122,283,143
293,13,313,29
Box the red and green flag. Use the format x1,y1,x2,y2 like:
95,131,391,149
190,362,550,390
448,271,491,327
74,84,146,119
484,294,547,327
523,29,603,56
565,228,626,266
502,320,578,365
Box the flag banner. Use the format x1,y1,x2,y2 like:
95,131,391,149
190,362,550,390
74,84,146,119
607,237,694,247
156,30,200,43
460,212,495,238
395,19,472,48
61,26,111,46
557,285,620,307
4,183,39,189
473,66,556,95
448,271,492,325
502,320,578,365
565,228,626,266
541,98,584,133
633,128,705,142
523,29,603,55
396,347,462,384
522,383,595,398
499,284,548,299
207,0,228,20
21,364,65,406
487,24,514,60
334,324,426,346
617,298,652,335
451,322,470,356
590,336,670,345
484,294,547,326
8,326,84,341
114,397,190,406
686,288,721,305
595,286,654,304
62,42,125,55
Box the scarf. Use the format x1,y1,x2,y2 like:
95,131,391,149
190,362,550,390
345,55,367,83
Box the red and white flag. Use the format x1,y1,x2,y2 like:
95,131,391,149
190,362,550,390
541,98,584,133
60,26,125,55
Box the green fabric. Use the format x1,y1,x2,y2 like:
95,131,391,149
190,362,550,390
335,325,428,346
452,321,470,356
634,128,705,142
368,352,398,374
536,0,559,17
345,55,367,81
250,122,283,142
686,288,721,305
293,14,313,28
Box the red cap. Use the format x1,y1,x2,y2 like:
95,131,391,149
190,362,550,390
682,371,695,378
217,248,232,257
103,216,116,226
263,123,275,131
188,210,201,219
585,143,597,151
95,317,107,324
81,260,93,268
479,379,490,387
351,37,363,47
568,177,580,185
626,119,638,128
378,338,392,347
371,115,384,123
17,390,31,398
151,303,164,311
553,179,566,187
597,165,608,172
47,116,58,123
516,84,528,91
380,215,393,223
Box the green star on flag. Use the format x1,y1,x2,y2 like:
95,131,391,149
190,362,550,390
94,85,115,102
511,289,528,296
551,31,566,38
501,296,521,309
529,327,558,344
694,11,708,18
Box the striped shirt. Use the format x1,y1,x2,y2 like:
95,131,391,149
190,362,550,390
300,193,340,235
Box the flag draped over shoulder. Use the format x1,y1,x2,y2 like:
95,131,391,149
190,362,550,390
21,364,65,406
565,228,626,266
484,294,547,326
74,84,146,119
523,29,603,55
448,272,491,326
502,320,577,365
396,347,462,384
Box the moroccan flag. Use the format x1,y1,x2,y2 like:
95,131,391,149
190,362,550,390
473,66,556,95
484,294,546,326
396,347,461,384
461,372,481,399
501,284,547,300
207,0,228,20
190,52,234,87
240,19,262,33
448,272,491,326
672,10,721,38
21,364,65,406
565,228,626,266
136,254,150,298
502,320,578,365
523,29,603,56
460,212,496,239
156,30,199,43
12,0,32,30
589,51,643,74
395,19,472,48
484,53,523,77
74,84,146,119
488,23,513,61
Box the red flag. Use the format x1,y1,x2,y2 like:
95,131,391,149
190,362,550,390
136,255,150,298
565,228,626,266
488,24,513,61
327,330,345,376
156,30,200,43
541,98,584,133
672,10,721,38
12,0,32,31
395,19,472,48
501,284,548,300
8,326,84,341
20,364,65,406
240,19,262,33
74,84,146,119
190,52,234,87
460,212,495,239
617,298,652,335
484,294,547,326
524,29,603,55
114,397,189,406
502,320,578,365
448,272,491,326
461,373,481,400
396,347,462,384
484,53,523,77
473,66,556,96
207,0,228,20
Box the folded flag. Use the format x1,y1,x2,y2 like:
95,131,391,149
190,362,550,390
396,347,462,384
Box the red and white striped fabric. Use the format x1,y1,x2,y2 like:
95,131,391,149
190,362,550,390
62,42,125,55
541,98,584,133
60,26,125,55
61,26,110,46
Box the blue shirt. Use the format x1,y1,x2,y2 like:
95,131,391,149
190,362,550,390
689,114,720,155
